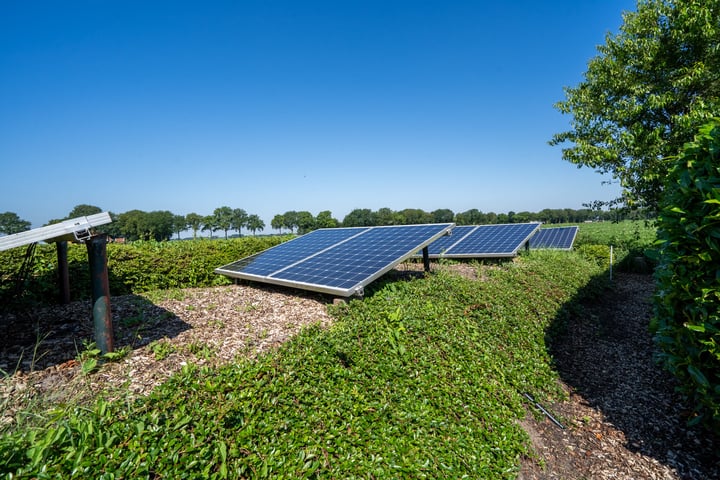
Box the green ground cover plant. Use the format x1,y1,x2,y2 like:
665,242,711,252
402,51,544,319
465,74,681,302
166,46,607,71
0,251,604,478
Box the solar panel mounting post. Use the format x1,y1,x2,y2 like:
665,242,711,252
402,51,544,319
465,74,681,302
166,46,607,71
422,246,430,272
86,234,114,354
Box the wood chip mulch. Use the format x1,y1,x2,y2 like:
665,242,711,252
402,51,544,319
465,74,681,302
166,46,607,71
1,269,719,479
518,272,720,480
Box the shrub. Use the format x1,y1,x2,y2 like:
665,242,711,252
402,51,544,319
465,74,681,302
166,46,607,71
653,119,720,430
0,236,289,306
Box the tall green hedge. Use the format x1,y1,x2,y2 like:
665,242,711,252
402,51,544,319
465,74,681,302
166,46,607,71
0,236,289,306
653,119,720,430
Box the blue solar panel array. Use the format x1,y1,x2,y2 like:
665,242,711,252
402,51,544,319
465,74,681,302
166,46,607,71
529,226,579,250
424,223,541,258
215,223,454,297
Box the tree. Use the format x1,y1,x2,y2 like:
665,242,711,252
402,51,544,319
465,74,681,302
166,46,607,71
68,204,102,218
186,213,204,239
550,0,720,214
202,215,218,239
246,214,265,235
116,210,145,241
399,208,432,225
146,211,174,241
172,214,187,240
431,208,454,223
296,211,316,234
455,209,486,225
271,214,285,233
282,211,299,233
104,212,123,239
0,212,31,234
315,210,339,229
117,210,174,241
213,206,234,239
375,208,401,226
342,209,375,227
231,208,248,236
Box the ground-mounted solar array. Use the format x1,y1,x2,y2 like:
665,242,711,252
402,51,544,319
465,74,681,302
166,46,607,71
423,223,542,258
215,223,454,297
529,226,579,250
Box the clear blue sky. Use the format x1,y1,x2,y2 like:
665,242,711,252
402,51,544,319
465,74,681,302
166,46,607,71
1,0,636,230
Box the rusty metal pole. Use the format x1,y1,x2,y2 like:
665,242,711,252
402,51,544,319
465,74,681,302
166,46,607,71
56,241,71,304
86,234,114,353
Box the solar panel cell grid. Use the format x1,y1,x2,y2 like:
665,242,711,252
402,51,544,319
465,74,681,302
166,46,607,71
215,223,454,296
424,223,541,258
274,225,448,289
529,226,579,250
424,225,476,255
220,227,367,277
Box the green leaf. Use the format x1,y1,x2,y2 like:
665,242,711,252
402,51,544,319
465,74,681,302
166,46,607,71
687,365,710,388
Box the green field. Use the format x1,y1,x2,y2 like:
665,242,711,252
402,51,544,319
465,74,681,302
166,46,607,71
573,220,657,249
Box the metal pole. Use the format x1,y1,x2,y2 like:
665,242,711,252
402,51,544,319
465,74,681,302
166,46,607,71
422,246,431,272
86,234,114,353
56,241,71,304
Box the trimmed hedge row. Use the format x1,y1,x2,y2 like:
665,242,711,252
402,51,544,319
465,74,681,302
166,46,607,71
653,120,720,430
0,236,289,306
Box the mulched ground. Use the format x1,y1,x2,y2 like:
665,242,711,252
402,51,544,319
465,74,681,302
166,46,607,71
518,272,720,479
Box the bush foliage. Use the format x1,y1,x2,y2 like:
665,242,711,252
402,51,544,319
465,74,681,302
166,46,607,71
0,237,288,306
653,119,720,429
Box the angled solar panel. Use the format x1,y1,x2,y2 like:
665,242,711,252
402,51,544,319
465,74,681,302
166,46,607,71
424,223,541,258
0,212,113,252
529,226,579,250
215,223,454,297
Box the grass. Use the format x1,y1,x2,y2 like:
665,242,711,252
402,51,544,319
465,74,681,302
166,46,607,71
0,251,605,478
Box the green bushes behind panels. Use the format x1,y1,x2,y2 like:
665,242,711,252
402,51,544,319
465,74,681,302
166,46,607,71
653,120,720,430
0,236,289,306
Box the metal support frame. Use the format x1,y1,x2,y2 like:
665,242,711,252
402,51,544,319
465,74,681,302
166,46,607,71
0,213,115,354
422,246,431,272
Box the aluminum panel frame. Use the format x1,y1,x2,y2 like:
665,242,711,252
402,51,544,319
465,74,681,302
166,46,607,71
0,212,113,252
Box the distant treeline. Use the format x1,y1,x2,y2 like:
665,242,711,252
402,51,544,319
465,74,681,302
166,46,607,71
1,204,649,242
335,206,641,231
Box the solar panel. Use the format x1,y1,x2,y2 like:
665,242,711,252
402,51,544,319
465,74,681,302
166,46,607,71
215,223,454,297
424,223,541,258
0,212,113,252
529,226,579,250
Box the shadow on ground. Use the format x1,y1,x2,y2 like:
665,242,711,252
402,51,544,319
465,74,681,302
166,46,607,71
0,294,190,375
547,271,720,479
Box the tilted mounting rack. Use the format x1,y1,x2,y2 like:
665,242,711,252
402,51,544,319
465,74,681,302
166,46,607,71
0,212,115,353
0,212,113,251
